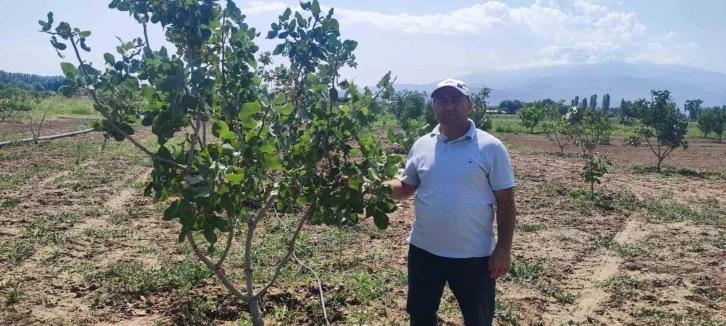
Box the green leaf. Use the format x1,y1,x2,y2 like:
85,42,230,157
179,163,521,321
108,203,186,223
121,77,139,91
222,143,235,156
119,122,134,136
212,120,232,139
260,140,276,154
295,12,307,27
312,0,321,14
239,101,261,118
53,42,67,50
347,174,363,191
79,31,91,37
185,175,204,185
164,199,192,221
282,7,292,20
264,154,283,170
80,38,91,52
194,186,211,198
373,210,389,230
240,115,258,130
60,62,78,77
277,103,293,116
226,173,245,184
104,53,115,64
343,40,358,52
296,195,309,205
204,228,218,245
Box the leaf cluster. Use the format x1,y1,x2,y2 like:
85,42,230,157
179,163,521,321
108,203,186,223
40,0,405,247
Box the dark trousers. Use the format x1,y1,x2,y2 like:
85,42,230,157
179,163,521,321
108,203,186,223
406,244,496,326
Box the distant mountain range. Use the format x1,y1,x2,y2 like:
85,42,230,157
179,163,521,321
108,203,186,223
392,63,726,108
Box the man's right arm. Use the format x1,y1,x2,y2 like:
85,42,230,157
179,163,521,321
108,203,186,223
383,179,418,200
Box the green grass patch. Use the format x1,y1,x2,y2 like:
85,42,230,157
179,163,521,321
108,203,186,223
596,274,647,306
631,164,725,179
633,309,725,326
645,200,724,225
503,259,543,284
516,223,545,232
30,97,98,119
0,240,35,263
494,298,520,325
1,197,20,208
84,256,213,300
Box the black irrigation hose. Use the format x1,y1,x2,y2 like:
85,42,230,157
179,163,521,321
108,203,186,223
273,208,330,326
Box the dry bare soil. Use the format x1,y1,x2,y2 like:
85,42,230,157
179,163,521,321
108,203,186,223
1,124,724,325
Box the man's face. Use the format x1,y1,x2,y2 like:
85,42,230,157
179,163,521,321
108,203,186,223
432,87,473,125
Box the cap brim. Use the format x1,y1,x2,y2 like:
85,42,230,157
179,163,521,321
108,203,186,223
432,85,469,98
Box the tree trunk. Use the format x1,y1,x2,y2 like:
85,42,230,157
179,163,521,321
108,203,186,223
249,297,264,326
590,181,595,199
657,157,664,172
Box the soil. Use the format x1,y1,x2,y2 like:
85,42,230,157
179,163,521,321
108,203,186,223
0,129,724,325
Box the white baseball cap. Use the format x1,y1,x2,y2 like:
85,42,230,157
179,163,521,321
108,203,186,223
431,78,470,98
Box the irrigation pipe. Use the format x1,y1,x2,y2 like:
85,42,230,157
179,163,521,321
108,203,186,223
0,128,97,148
273,207,330,326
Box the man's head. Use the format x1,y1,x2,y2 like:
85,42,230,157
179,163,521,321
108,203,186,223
431,78,473,125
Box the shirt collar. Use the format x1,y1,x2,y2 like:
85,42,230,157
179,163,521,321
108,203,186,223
431,119,477,143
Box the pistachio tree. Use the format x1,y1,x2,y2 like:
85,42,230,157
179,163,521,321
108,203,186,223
518,102,545,133
566,106,612,199
39,1,404,324
542,100,572,155
625,90,689,172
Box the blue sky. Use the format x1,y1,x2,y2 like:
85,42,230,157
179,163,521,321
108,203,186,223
1,0,724,86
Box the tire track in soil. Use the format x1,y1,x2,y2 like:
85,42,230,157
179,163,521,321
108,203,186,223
557,218,639,324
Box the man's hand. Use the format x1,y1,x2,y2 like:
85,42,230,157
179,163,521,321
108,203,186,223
488,246,511,279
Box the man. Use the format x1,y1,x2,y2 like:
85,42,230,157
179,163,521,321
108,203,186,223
383,78,517,325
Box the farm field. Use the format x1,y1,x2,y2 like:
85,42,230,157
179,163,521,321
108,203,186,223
1,106,724,325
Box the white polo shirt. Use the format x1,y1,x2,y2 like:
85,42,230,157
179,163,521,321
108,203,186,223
398,119,515,258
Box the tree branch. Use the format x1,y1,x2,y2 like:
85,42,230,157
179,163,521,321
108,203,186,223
643,134,659,159
244,219,256,301
253,194,278,224
68,34,185,170
186,232,251,302
216,213,236,268
255,206,313,299
143,23,151,50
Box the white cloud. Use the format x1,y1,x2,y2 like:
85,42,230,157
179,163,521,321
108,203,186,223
241,1,288,15
326,0,689,69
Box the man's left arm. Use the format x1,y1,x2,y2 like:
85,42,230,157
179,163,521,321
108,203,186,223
490,187,516,279
486,142,517,279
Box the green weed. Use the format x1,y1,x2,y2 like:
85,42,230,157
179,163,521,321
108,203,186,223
596,274,646,306
503,259,543,284
1,240,35,263
84,257,212,298
1,197,20,208
516,223,545,232
351,271,386,301
494,298,519,325
645,200,723,225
